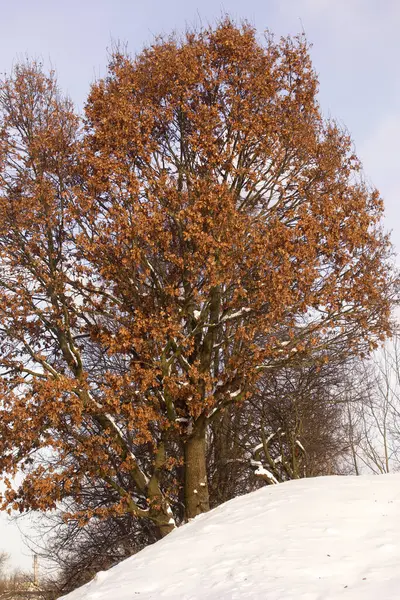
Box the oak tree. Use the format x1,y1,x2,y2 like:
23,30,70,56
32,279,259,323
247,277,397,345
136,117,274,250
0,20,394,535
0,61,182,537
78,20,392,516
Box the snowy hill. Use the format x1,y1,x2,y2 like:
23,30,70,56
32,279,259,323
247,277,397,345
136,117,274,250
60,475,400,599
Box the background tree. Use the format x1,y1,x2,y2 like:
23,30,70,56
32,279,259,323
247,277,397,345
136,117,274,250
207,347,358,502
0,551,8,594
344,336,400,474
0,19,394,543
249,358,357,484
0,552,38,597
27,501,159,597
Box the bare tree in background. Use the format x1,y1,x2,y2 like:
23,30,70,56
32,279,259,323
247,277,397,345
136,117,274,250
0,551,40,597
0,552,9,594
345,336,400,474
28,505,160,598
208,349,359,502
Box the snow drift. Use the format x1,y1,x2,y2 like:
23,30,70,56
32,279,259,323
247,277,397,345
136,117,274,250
60,474,400,599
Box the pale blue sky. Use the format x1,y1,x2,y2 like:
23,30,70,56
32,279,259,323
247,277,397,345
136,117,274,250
0,0,399,572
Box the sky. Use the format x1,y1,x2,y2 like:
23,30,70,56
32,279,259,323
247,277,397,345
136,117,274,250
0,0,399,573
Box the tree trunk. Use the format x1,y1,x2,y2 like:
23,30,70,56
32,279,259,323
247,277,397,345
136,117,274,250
184,416,210,519
146,440,176,537
152,509,176,538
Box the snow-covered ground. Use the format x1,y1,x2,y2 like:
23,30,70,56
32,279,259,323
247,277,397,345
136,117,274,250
61,475,400,599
